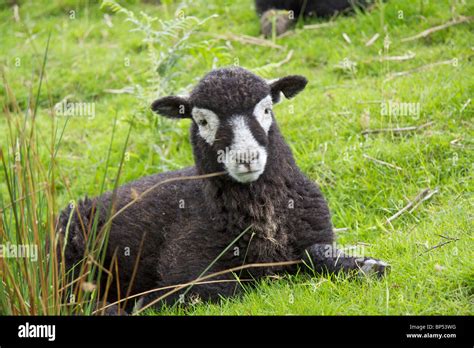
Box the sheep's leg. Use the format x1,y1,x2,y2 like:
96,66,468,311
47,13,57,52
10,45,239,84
303,244,390,277
133,277,238,313
94,302,128,316
260,10,295,38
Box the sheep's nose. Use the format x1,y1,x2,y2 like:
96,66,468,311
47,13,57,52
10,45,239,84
235,151,259,164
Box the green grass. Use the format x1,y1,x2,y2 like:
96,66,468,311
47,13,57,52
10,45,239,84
0,0,473,315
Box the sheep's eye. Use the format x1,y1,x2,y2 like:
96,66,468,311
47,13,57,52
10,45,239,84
198,119,208,127
264,108,271,115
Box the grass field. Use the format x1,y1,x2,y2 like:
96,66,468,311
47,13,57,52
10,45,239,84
0,0,472,315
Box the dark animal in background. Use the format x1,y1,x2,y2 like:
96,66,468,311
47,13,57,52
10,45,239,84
255,0,373,37
59,67,389,314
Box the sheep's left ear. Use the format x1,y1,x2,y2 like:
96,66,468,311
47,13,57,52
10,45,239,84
269,75,308,103
151,96,191,119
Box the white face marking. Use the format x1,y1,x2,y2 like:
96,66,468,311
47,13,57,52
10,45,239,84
225,116,268,184
253,95,273,134
191,107,220,145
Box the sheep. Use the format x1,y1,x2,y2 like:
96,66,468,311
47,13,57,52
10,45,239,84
255,0,373,37
58,67,389,314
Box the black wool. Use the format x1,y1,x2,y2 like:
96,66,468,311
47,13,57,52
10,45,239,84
58,67,388,314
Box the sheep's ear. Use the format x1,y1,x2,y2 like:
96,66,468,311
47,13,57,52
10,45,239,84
269,75,308,103
151,96,191,119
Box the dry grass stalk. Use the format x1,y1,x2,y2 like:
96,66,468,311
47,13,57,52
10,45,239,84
362,121,435,135
363,154,403,171
402,16,473,42
386,188,439,225
215,33,285,50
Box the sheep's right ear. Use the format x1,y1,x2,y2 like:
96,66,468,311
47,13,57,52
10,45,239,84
269,75,308,103
151,96,191,119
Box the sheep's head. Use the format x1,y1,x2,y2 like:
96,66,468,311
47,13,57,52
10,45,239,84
151,67,307,184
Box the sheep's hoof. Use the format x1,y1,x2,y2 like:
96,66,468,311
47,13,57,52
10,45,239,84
358,258,391,278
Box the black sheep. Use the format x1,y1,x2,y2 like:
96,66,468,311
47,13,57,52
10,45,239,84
255,0,373,37
59,67,389,314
